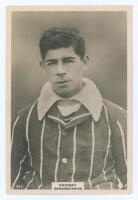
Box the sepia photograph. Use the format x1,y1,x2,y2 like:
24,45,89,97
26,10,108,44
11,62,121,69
6,6,132,194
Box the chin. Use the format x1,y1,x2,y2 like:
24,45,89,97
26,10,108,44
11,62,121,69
57,92,71,98
55,89,73,98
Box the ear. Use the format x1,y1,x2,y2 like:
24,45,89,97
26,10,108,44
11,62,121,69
39,60,44,69
82,55,89,71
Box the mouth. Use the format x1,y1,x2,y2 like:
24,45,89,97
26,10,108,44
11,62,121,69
55,80,70,84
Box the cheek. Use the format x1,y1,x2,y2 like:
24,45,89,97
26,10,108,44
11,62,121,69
45,69,56,79
72,67,84,77
68,64,84,74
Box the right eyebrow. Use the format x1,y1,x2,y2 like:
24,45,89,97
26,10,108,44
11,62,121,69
45,59,58,64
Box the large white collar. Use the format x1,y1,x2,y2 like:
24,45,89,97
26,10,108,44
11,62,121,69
37,78,103,122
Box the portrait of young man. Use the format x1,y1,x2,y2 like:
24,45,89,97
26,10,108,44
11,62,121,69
8,7,131,193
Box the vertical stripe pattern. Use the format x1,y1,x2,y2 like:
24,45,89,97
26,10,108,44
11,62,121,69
96,185,100,189
117,177,123,189
103,105,111,181
12,155,27,189
54,123,62,182
117,120,127,164
71,126,77,182
110,182,113,189
88,120,95,188
11,116,19,144
38,118,46,189
26,100,38,167
25,171,36,189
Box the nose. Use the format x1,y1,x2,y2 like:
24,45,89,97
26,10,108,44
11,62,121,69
56,62,66,76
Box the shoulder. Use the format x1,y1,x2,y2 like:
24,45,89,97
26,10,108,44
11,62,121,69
15,99,38,122
103,98,127,122
12,100,39,138
102,99,127,136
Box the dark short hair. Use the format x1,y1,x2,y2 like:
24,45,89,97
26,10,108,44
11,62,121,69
39,27,85,60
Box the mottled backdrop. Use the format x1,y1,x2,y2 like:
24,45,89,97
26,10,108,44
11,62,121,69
11,11,127,119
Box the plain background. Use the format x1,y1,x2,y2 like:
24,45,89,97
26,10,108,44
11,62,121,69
0,0,138,200
11,11,127,119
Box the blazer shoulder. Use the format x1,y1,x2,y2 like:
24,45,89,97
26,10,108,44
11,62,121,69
103,98,127,121
17,99,38,118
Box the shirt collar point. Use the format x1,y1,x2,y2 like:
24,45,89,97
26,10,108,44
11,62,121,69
93,105,103,122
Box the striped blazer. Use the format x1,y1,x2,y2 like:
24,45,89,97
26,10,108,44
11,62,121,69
11,98,127,190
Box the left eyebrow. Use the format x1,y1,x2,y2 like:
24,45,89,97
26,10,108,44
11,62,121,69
62,57,76,61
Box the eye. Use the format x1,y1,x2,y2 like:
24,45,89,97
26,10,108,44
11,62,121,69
46,60,57,66
47,63,54,66
63,59,75,64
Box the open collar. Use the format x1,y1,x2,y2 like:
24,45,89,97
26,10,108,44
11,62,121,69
37,78,103,122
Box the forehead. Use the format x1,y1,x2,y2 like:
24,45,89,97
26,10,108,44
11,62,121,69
45,46,78,60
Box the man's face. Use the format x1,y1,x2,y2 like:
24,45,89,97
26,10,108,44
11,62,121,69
42,46,88,98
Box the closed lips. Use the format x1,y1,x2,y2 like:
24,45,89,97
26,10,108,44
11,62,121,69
56,80,70,84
